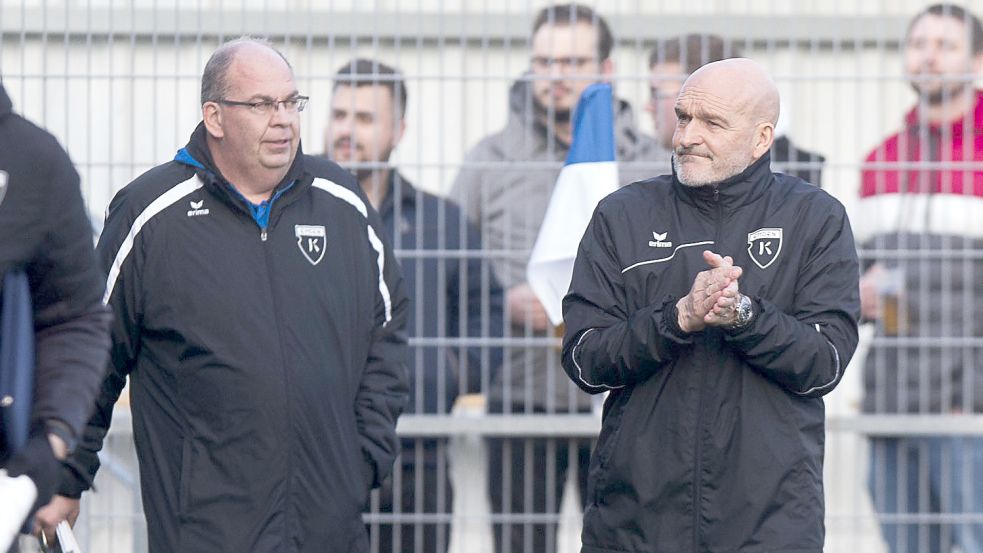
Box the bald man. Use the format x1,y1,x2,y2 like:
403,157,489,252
561,58,860,552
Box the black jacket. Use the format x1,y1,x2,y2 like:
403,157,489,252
561,154,860,553
0,83,110,460
378,171,503,419
67,124,409,553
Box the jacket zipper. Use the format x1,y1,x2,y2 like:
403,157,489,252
261,228,268,241
693,184,721,552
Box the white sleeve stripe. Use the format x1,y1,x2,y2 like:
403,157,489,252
797,325,841,396
103,175,204,305
311,177,392,325
622,241,715,274
572,328,624,391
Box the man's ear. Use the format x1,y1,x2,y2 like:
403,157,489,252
752,122,775,160
600,58,615,82
202,102,224,139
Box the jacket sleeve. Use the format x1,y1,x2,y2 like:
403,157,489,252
451,211,505,394
561,203,694,393
29,140,111,443
59,188,143,497
356,207,410,489
722,200,860,397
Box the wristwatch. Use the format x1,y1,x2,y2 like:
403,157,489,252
728,294,755,331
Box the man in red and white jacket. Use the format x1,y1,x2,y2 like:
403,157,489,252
856,4,983,553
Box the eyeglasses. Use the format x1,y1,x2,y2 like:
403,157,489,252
214,95,309,114
530,56,597,72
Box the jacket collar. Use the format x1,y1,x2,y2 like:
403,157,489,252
175,122,308,206
673,152,774,211
0,84,13,118
377,169,417,220
904,88,983,135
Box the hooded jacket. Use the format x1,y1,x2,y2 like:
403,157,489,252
450,78,669,412
65,123,409,553
857,89,983,414
562,154,860,552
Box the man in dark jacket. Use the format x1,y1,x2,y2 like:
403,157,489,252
0,82,111,549
38,39,410,553
561,59,860,552
326,58,504,553
647,33,826,186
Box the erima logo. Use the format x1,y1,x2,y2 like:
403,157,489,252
648,231,672,248
187,199,209,217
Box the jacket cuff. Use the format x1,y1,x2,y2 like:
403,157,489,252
57,456,96,499
660,296,694,342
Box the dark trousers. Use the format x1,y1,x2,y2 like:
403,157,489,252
487,437,592,553
368,446,453,553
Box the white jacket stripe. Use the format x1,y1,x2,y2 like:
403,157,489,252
311,178,393,325
103,175,203,305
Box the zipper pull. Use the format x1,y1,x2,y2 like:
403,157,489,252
713,186,720,202
261,229,268,241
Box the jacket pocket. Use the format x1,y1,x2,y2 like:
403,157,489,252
586,387,634,507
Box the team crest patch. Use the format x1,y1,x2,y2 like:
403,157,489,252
295,225,326,266
747,227,783,269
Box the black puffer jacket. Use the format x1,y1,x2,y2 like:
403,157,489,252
562,154,860,553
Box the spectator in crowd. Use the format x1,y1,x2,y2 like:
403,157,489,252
0,82,111,551
326,57,504,553
449,3,664,551
562,58,859,553
36,38,409,553
647,33,826,185
857,4,983,553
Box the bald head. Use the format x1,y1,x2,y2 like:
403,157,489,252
201,37,292,105
686,58,780,126
671,58,779,186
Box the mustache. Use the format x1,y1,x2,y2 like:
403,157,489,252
675,146,711,159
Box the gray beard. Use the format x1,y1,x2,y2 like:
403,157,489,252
672,154,750,188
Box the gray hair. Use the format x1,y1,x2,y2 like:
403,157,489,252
200,36,292,105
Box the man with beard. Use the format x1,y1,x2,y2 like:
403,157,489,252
326,58,504,553
561,58,859,553
449,4,664,552
856,4,983,552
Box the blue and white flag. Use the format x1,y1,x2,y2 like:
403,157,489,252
527,82,619,326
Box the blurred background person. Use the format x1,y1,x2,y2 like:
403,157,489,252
857,4,983,553
326,58,504,553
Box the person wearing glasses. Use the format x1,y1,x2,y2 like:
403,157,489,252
449,4,663,553
36,37,410,553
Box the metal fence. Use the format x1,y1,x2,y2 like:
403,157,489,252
3,1,983,552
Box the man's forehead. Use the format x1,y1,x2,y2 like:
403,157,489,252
332,84,394,109
227,56,295,97
908,14,971,43
676,85,734,113
531,22,598,56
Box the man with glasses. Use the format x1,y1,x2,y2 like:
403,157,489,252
857,4,983,553
37,37,410,553
450,4,663,552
